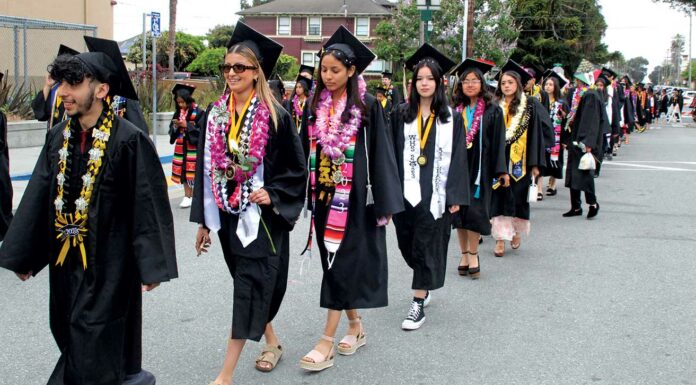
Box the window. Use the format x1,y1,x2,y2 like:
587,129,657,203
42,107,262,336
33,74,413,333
302,51,318,68
355,17,370,37
308,17,321,36
365,59,385,73
277,17,291,35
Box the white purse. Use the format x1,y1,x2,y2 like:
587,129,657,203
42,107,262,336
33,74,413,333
578,152,596,170
527,180,538,203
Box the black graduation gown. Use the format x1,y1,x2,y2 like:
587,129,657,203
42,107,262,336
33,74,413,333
623,93,637,132
190,103,306,341
283,97,308,133
610,84,623,136
543,99,568,179
386,86,402,114
490,97,547,221
0,111,12,241
452,104,507,235
390,106,470,291
564,91,606,195
0,116,177,385
116,98,149,134
168,105,205,145
32,88,67,130
300,93,404,310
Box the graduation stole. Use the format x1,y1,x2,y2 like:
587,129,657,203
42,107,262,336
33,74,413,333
380,99,387,109
54,106,113,269
565,86,588,132
50,84,67,128
177,103,199,134
528,84,542,102
302,76,367,269
549,99,563,162
500,94,531,181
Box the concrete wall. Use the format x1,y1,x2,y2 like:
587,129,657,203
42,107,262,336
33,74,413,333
6,120,47,149
0,0,114,38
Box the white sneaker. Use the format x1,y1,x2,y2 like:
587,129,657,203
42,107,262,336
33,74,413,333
423,291,431,307
179,197,192,208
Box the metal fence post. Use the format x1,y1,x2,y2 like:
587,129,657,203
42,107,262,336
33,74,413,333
13,25,19,86
23,21,28,87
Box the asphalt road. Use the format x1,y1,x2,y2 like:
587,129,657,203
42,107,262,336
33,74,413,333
1,120,696,385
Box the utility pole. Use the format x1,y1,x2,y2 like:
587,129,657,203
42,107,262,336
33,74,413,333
462,0,468,61
689,10,693,88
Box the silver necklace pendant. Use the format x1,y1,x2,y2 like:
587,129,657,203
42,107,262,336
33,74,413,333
332,169,344,184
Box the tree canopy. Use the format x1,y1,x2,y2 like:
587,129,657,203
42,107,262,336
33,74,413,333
654,0,696,12
127,31,205,72
206,25,235,48
625,56,649,83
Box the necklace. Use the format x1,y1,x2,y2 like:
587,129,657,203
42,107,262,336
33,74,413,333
54,107,113,269
417,105,435,166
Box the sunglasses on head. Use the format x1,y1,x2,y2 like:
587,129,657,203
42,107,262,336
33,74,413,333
219,63,258,74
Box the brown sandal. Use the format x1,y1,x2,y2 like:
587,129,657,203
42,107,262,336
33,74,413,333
494,240,505,257
511,235,521,250
255,344,283,372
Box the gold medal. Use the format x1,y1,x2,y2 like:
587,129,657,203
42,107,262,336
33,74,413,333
417,154,428,167
467,142,473,150
225,164,237,180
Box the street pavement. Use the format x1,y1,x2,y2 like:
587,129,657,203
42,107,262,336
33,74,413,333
1,120,696,385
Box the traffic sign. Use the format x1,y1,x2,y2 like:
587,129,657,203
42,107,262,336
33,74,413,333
151,12,161,37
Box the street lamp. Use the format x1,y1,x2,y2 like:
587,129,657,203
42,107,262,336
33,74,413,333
416,0,441,44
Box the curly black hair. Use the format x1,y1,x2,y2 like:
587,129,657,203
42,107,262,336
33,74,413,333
47,54,96,86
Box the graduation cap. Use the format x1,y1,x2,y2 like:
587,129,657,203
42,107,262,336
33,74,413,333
298,64,315,79
70,52,120,93
495,59,532,85
620,75,633,86
318,25,376,74
543,70,568,89
171,83,196,96
601,67,618,79
227,21,283,77
375,85,387,95
295,75,313,91
404,43,455,74
58,44,79,57
452,58,494,78
573,72,591,86
593,69,610,86
524,63,545,82
83,36,139,100
381,71,393,79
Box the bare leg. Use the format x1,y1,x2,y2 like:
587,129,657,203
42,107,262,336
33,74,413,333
184,183,193,198
413,289,427,299
548,177,556,190
213,337,246,385
302,310,341,362
467,231,481,269
456,229,469,267
338,309,363,349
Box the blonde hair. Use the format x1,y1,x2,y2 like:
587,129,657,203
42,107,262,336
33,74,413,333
226,44,280,129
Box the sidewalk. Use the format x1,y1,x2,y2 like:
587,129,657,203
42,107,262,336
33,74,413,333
8,134,184,210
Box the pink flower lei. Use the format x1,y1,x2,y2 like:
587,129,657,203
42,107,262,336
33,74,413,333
457,98,486,146
207,91,271,211
292,94,304,118
314,76,367,159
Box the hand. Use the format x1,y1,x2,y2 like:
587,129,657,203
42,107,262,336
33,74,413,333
448,205,460,214
176,120,187,128
142,283,160,292
15,271,33,281
42,74,55,98
195,227,211,256
249,188,272,206
531,166,540,178
499,174,511,188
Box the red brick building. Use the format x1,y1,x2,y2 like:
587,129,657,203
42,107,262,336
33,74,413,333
237,0,394,75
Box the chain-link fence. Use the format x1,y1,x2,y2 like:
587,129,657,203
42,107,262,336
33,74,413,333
0,15,97,88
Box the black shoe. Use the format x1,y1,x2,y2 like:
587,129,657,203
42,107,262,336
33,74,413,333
587,203,600,219
604,153,613,161
458,252,469,276
546,188,557,196
468,253,480,280
537,192,544,201
401,299,425,330
562,208,583,217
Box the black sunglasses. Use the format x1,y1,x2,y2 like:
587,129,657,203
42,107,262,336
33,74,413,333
219,63,258,74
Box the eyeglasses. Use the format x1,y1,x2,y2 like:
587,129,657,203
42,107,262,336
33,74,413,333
462,80,481,85
219,63,258,74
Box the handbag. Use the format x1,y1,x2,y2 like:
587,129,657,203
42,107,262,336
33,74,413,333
527,180,538,203
578,152,596,170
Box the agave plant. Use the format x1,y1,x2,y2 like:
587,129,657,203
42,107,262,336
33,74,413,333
0,72,35,120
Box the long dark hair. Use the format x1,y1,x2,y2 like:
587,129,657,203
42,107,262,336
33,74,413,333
543,76,561,102
495,71,523,116
403,59,451,123
310,50,367,125
174,88,195,110
294,81,309,98
452,68,492,108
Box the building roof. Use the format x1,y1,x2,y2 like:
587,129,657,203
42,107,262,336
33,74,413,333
237,0,392,16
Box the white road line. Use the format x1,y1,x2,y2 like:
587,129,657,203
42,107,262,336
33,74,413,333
603,162,696,172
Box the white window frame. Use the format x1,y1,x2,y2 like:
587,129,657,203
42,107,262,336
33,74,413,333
365,59,385,73
277,16,291,36
301,51,319,68
307,16,322,36
355,17,370,37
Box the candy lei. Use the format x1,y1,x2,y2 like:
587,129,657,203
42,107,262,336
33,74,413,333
314,80,366,160
500,93,530,144
54,108,113,269
565,86,588,131
207,92,271,212
457,98,486,148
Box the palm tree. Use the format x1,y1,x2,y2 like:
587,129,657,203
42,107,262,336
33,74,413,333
168,0,177,77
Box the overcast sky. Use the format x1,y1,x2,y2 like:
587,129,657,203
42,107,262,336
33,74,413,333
114,0,694,72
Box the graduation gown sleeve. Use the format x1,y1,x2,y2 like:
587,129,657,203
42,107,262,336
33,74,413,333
573,92,603,151
0,112,13,241
31,90,51,122
263,107,308,231
489,105,509,177
0,125,60,274
123,98,149,134
125,129,178,284
367,94,404,218
532,97,555,150
526,99,549,169
190,103,213,225
446,112,470,207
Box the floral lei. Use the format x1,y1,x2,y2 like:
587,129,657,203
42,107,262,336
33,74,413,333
500,93,530,144
54,107,113,269
207,92,271,212
457,97,486,148
314,76,367,159
292,94,304,119
565,86,588,131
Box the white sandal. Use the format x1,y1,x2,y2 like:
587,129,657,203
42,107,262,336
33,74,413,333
300,335,335,372
337,317,366,355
